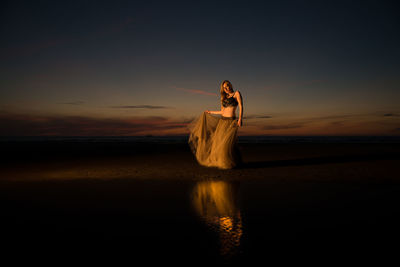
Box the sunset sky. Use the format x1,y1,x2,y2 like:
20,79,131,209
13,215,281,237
1,0,399,136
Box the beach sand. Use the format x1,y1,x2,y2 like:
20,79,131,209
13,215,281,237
1,141,400,264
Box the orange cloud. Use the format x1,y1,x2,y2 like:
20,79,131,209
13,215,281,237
110,105,170,109
0,113,190,136
244,114,273,119
1,111,398,137
57,101,86,105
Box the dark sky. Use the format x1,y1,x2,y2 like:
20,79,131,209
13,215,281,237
1,0,399,136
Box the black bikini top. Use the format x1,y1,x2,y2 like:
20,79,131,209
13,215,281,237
222,93,238,108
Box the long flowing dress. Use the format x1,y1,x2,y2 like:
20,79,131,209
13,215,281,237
187,111,243,169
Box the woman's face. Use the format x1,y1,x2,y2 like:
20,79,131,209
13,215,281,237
223,83,232,94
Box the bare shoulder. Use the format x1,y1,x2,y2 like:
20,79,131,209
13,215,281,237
234,90,242,98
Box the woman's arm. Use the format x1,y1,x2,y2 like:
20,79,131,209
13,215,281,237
237,91,243,126
205,104,224,114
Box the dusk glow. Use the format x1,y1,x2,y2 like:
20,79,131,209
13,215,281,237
1,0,399,136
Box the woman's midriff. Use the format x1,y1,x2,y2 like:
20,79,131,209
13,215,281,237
222,106,236,118
221,115,236,120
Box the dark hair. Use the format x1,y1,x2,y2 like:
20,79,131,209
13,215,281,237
220,80,234,103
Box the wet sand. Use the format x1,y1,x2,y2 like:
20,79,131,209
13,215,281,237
1,141,400,264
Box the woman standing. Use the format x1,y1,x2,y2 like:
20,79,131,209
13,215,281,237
187,80,243,169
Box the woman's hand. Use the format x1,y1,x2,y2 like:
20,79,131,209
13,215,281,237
237,119,242,127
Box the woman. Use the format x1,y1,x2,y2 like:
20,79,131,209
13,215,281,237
187,80,243,169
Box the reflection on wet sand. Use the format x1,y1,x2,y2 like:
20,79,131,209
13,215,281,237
191,179,243,258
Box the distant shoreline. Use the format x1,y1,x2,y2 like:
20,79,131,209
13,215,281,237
1,135,400,143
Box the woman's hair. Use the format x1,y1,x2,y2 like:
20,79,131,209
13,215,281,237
220,80,234,103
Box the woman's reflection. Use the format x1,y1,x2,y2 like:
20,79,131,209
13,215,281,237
191,179,242,258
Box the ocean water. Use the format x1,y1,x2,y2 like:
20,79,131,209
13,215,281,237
1,135,400,143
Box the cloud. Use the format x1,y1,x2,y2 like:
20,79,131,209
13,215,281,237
258,113,365,130
244,114,272,119
330,120,346,126
0,113,189,136
171,86,218,96
261,123,305,130
110,105,170,109
314,112,400,120
245,113,365,122
58,101,85,105
310,114,357,120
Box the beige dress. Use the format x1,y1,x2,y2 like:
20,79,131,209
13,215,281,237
187,111,243,169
